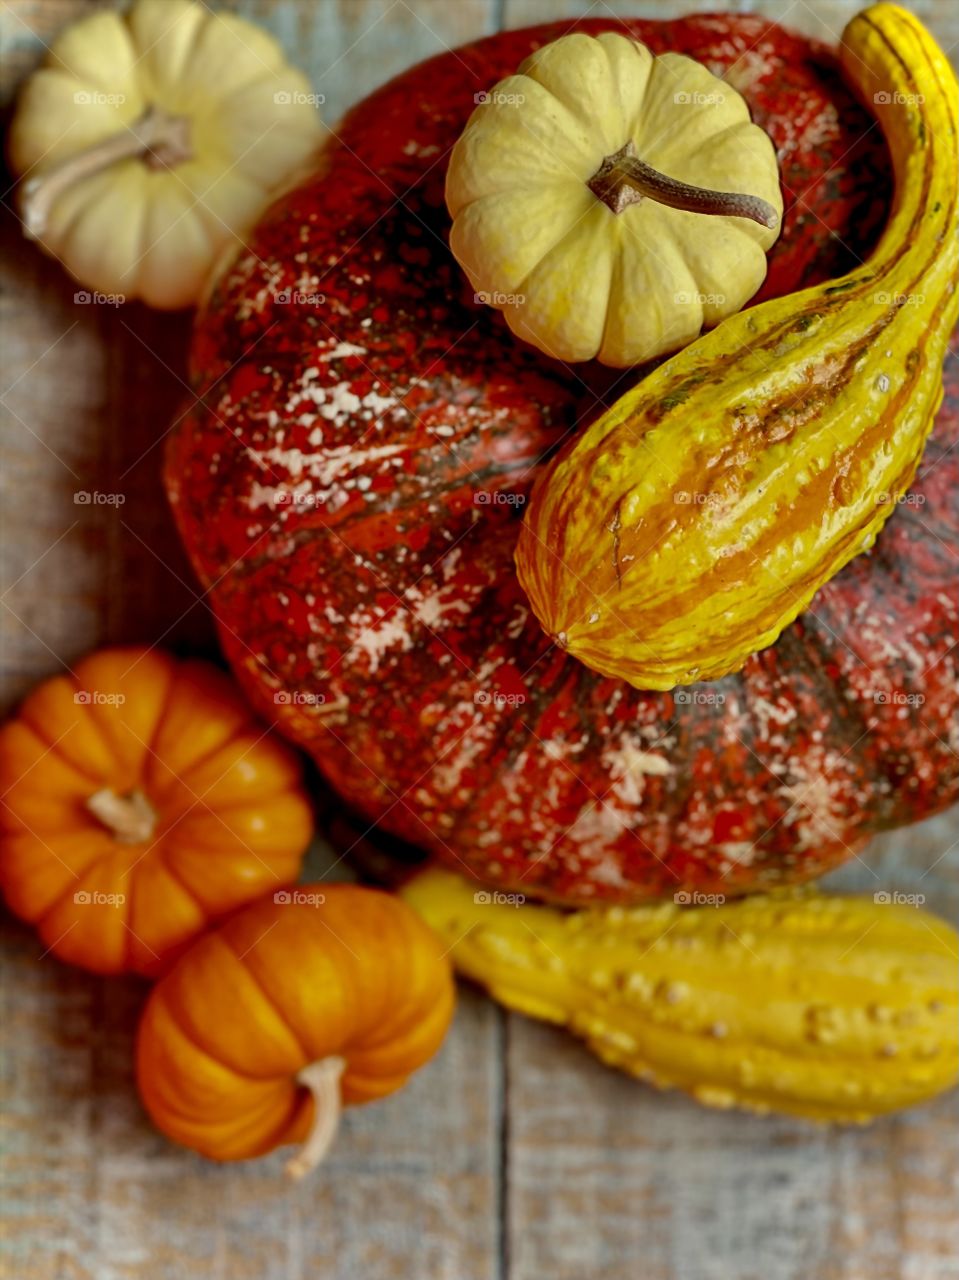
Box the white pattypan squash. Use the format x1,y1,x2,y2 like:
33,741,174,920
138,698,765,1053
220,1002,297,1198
9,0,324,309
445,32,783,367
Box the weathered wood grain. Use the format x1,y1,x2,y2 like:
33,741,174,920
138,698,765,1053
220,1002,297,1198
249,0,499,126
1,3,957,1279
2,896,503,1280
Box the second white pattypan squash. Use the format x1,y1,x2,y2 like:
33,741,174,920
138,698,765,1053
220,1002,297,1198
9,0,324,309
446,32,783,366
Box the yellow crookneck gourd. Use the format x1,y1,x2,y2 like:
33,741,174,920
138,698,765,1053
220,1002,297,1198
403,869,959,1123
515,4,959,690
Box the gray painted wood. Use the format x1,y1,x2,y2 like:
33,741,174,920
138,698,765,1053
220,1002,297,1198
1,3,957,1278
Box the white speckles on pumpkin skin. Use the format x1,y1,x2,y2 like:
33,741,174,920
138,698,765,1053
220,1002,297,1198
717,841,759,867
421,697,512,801
602,740,673,807
854,615,929,676
565,802,632,854
506,606,529,641
290,379,362,420
248,478,315,510
586,856,633,890
361,388,400,417
404,582,472,629
751,696,797,737
346,606,414,674
232,261,286,319
777,759,849,852
402,139,440,158
721,50,771,97
317,341,367,362
245,441,406,511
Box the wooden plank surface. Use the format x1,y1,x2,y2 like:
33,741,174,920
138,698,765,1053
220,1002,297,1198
1,3,957,1279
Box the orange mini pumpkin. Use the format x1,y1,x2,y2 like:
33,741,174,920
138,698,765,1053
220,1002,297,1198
0,646,313,976
136,884,455,1174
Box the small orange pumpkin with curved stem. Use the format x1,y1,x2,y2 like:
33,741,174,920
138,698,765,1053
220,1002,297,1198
0,646,313,976
136,884,455,1173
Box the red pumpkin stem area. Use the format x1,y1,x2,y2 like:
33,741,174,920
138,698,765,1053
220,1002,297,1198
20,105,192,241
587,139,779,227
86,787,157,845
285,1056,347,1180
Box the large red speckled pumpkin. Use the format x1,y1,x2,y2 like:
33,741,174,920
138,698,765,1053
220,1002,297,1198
166,14,958,905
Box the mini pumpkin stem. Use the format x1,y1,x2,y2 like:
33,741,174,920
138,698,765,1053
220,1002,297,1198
587,140,778,228
86,788,157,845
285,1056,347,1180
20,105,192,240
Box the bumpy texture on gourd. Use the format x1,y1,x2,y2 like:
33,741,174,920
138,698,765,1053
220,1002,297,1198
516,4,959,689
403,869,959,1122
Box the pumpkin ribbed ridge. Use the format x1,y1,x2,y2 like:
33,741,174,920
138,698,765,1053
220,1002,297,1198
404,869,959,1122
136,885,455,1160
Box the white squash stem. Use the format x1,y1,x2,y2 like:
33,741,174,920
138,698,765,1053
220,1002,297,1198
285,1056,347,1180
21,106,191,240
587,139,779,227
86,788,157,844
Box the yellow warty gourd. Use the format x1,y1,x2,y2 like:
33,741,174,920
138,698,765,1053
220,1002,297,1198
403,869,959,1122
515,4,958,690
